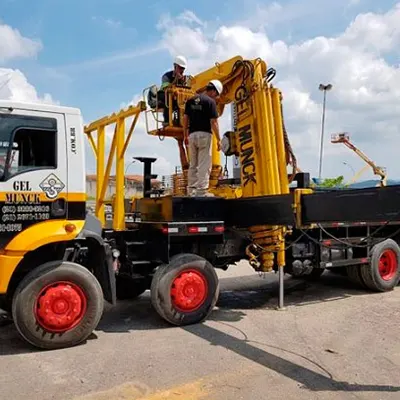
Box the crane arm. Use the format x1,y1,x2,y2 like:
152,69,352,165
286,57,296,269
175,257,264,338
332,133,387,185
190,56,298,271
342,141,386,180
190,56,294,196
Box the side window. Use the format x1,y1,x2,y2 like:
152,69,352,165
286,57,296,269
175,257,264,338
0,114,57,180
11,129,56,175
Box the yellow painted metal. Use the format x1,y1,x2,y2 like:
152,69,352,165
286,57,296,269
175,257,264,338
181,56,293,271
0,255,22,293
210,185,242,198
4,219,85,253
210,135,222,189
84,55,305,273
84,101,146,230
87,132,97,156
271,88,290,194
293,188,314,229
189,55,245,95
114,118,125,231
96,126,105,225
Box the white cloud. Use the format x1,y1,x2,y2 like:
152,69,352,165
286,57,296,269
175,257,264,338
0,22,56,105
0,68,57,104
0,22,42,63
152,4,400,180
91,16,122,29
3,5,400,184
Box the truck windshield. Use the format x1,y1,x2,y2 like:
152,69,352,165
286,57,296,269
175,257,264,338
0,113,57,180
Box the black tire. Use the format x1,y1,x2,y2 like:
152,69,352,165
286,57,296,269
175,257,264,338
360,239,400,292
150,253,219,326
12,261,104,350
346,265,368,288
327,267,347,276
115,274,147,300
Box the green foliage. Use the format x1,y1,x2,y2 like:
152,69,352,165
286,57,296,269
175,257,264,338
318,175,345,188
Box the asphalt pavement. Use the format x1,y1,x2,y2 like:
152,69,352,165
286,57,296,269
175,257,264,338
1,262,399,400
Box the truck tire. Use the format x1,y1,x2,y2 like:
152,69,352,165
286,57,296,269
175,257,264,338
12,261,104,350
360,239,400,292
346,265,367,288
151,253,219,326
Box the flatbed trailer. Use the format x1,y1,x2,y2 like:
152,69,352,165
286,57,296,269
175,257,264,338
0,55,399,351
109,159,400,299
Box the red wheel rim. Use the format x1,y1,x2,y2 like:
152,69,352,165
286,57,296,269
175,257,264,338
171,269,208,312
378,250,397,281
35,281,87,333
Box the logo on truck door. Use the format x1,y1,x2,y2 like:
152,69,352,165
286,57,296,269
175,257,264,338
39,174,65,199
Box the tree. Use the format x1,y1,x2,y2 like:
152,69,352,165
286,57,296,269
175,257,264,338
318,175,345,188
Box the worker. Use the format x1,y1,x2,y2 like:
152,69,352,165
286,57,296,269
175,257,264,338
158,55,188,126
183,79,223,197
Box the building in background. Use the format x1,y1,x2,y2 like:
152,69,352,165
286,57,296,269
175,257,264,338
86,174,162,199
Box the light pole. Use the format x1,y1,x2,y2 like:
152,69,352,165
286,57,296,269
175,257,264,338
318,83,333,180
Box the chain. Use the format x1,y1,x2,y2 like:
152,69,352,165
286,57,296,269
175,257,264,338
223,155,229,178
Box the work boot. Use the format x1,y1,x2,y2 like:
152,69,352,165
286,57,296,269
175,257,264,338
187,187,196,197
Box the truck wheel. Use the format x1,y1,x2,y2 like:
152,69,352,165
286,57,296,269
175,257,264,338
115,274,147,300
12,261,104,350
346,265,367,288
360,239,400,292
151,253,219,326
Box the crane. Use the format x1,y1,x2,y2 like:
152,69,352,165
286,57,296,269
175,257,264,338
331,132,387,187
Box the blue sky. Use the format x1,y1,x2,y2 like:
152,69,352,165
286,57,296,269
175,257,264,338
3,0,393,120
2,0,400,179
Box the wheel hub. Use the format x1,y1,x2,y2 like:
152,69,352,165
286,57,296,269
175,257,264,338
35,281,87,333
171,269,208,312
378,249,397,281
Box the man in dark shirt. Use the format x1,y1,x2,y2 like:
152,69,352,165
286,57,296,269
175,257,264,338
183,79,223,197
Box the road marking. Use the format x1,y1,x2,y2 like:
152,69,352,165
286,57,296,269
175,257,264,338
137,379,208,400
72,364,260,400
73,378,209,400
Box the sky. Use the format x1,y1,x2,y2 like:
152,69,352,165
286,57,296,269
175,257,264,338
1,0,400,183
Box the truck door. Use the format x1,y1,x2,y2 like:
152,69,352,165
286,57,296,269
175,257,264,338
0,108,68,248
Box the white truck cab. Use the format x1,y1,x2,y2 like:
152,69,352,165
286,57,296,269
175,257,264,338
0,100,86,238
0,100,113,350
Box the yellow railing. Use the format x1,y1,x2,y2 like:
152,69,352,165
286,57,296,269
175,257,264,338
84,101,146,230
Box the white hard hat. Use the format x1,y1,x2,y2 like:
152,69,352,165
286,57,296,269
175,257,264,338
174,55,187,68
209,79,223,95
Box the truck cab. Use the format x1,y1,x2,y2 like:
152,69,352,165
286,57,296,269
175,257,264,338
0,100,114,350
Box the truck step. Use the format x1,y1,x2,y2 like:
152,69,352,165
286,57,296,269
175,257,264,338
321,257,370,268
126,241,147,246
130,260,153,266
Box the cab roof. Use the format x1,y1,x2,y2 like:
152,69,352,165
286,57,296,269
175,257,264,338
0,99,81,116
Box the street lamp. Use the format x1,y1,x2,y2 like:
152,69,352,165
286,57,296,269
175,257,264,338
318,83,333,180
